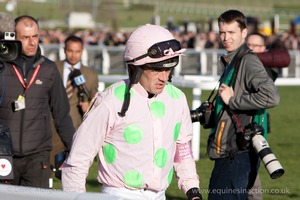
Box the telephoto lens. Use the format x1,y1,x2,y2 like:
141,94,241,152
252,134,284,179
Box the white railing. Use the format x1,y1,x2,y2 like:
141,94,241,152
42,44,300,79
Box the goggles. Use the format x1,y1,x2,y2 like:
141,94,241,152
126,39,181,63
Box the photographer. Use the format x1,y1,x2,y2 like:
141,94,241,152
246,32,290,200
0,13,16,183
205,10,280,200
0,15,74,188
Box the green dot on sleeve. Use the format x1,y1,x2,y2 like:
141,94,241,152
173,123,181,141
114,84,133,100
168,167,174,186
165,84,182,99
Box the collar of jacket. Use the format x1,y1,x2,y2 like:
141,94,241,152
220,43,250,67
9,46,44,68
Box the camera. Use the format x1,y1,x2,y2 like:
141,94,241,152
53,151,68,180
239,123,285,179
190,101,215,129
0,32,22,62
0,123,14,180
252,134,285,179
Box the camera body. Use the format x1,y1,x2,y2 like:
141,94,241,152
0,32,22,63
237,122,264,150
190,101,215,129
4,32,16,40
0,123,14,180
54,151,68,180
239,122,284,179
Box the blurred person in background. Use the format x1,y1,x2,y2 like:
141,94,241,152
56,35,99,129
246,32,290,200
51,35,99,175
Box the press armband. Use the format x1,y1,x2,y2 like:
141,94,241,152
174,142,193,163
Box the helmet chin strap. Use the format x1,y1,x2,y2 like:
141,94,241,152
168,68,174,82
118,65,143,117
118,64,174,117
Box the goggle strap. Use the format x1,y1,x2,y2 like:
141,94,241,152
126,53,149,63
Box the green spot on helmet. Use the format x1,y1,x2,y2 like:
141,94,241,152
103,144,116,164
150,101,165,118
124,170,143,188
154,148,168,168
124,125,143,144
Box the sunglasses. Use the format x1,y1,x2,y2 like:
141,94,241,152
126,39,181,63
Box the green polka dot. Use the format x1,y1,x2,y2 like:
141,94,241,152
114,84,133,100
154,148,168,168
103,144,116,164
174,123,181,141
124,125,143,144
124,170,143,188
168,168,174,186
165,84,182,99
150,101,165,118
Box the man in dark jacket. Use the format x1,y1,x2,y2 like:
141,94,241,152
0,15,75,188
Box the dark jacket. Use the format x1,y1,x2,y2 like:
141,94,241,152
0,48,75,156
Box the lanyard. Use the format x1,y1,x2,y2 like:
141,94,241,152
12,64,41,94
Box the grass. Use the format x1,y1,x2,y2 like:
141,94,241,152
1,0,300,31
53,85,300,200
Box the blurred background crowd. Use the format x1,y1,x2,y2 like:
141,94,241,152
38,27,300,51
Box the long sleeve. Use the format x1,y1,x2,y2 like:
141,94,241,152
50,69,75,151
62,96,109,192
173,95,200,193
229,54,280,111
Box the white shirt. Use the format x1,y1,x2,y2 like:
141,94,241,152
63,61,81,87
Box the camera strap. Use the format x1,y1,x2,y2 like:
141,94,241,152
226,107,244,133
215,45,252,120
